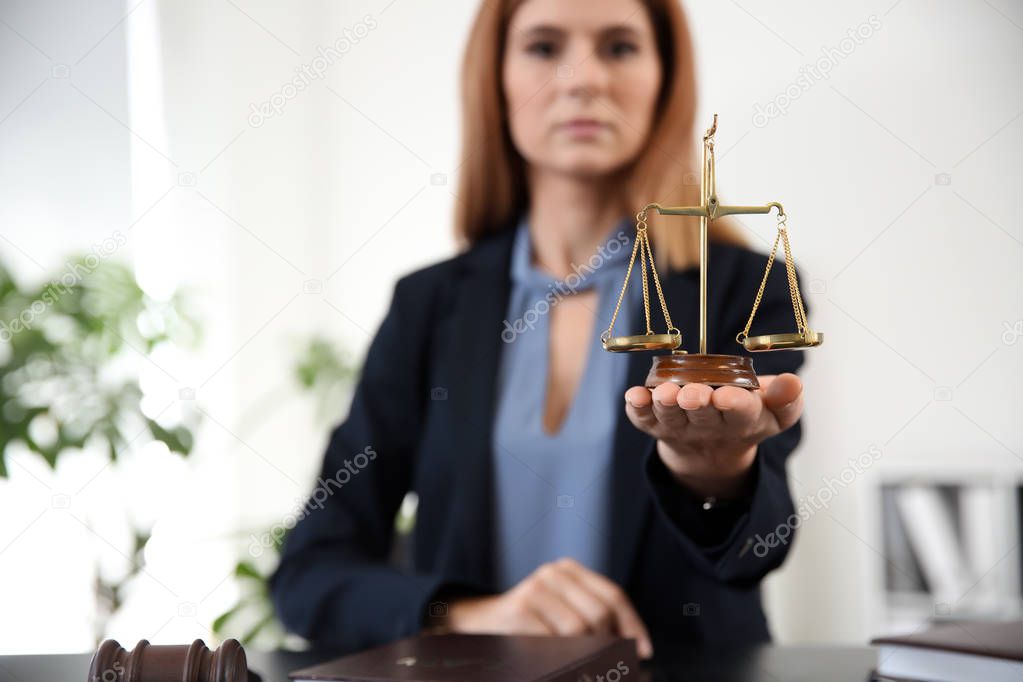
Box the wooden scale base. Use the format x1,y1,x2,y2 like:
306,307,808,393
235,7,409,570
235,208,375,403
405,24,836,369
646,352,760,390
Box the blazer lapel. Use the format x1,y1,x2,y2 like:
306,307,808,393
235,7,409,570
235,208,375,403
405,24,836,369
605,348,657,586
443,232,514,588
605,270,696,587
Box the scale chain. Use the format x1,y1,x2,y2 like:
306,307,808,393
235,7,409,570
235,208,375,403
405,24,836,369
736,214,809,344
602,206,675,343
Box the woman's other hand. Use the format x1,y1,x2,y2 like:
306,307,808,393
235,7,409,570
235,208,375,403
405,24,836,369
442,558,653,659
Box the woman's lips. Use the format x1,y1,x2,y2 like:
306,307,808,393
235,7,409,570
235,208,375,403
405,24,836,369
559,119,608,138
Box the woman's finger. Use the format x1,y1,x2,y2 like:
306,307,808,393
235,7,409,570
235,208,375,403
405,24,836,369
760,373,804,431
558,559,654,659
651,383,689,431
537,561,614,633
513,610,556,636
519,574,589,636
624,386,659,433
712,385,760,430
676,382,722,426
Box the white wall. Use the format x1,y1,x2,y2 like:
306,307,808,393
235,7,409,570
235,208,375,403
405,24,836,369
684,0,1023,642
0,0,1020,652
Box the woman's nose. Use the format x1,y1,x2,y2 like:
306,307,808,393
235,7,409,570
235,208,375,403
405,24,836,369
560,47,611,99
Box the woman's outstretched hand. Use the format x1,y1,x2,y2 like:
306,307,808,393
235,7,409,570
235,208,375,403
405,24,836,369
623,373,804,499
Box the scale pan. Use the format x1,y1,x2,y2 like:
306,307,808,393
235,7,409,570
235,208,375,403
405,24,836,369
602,332,681,353
742,331,823,352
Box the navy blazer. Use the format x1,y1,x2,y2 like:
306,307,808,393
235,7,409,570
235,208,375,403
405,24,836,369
270,227,807,654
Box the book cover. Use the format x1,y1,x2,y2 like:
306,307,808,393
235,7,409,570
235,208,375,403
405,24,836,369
289,633,638,682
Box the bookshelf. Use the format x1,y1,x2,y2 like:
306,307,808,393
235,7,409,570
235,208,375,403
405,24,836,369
863,467,1022,635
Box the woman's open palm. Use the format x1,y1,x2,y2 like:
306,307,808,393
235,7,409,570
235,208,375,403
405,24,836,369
623,374,804,497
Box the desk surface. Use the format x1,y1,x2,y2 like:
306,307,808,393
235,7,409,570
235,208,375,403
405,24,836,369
0,644,878,682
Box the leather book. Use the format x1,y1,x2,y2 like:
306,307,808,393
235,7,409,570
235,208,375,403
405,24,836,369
289,633,638,682
871,620,1023,682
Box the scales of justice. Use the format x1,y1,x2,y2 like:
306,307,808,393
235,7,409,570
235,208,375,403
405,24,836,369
600,114,823,390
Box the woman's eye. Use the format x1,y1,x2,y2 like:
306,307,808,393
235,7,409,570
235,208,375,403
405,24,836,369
526,41,557,58
606,41,638,58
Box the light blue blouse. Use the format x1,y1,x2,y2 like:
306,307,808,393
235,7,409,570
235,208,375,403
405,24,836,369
490,213,641,590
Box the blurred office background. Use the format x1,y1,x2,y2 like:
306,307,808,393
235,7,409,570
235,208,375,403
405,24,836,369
1,0,1021,654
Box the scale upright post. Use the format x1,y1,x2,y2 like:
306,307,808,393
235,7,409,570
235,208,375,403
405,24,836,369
652,114,785,357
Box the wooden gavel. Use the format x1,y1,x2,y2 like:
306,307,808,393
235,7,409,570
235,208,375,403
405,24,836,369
88,639,257,682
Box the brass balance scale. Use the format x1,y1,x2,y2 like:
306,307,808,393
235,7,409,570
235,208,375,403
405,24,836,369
600,115,823,390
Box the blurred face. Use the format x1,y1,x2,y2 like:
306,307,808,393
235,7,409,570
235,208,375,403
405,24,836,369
502,0,663,179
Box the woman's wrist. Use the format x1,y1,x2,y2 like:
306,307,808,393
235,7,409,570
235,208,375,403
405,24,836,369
655,440,757,500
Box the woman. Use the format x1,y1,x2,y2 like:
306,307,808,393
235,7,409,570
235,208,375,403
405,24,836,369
271,0,808,659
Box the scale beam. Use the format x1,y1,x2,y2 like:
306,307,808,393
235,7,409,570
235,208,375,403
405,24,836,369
650,202,785,219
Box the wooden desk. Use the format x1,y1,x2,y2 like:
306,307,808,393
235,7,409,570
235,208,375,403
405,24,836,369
0,644,878,681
